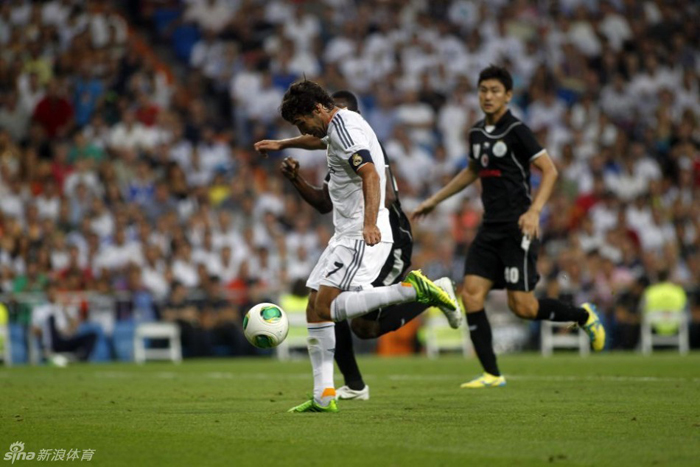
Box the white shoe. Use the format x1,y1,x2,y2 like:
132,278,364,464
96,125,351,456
335,385,370,401
434,277,464,329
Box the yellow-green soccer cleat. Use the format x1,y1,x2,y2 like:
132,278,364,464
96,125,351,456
288,399,339,413
403,270,457,311
580,302,606,351
460,373,507,389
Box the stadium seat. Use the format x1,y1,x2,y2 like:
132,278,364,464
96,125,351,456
77,322,112,363
9,323,28,365
540,321,590,357
423,307,471,359
171,24,200,62
133,322,182,364
640,310,689,355
113,320,136,362
152,8,181,37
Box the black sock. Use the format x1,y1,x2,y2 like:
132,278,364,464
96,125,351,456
377,301,429,336
466,310,500,376
536,299,588,326
333,320,365,390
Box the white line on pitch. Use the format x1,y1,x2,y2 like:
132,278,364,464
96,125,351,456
90,371,700,383
387,374,700,383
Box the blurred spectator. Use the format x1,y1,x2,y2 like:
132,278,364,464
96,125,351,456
0,92,30,141
161,281,208,357
30,282,97,362
0,0,697,359
32,79,74,139
614,275,649,350
641,269,688,336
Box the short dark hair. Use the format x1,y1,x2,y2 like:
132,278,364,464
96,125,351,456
478,65,513,92
331,90,360,113
280,80,335,123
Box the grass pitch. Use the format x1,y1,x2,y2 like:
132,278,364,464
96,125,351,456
2,353,699,466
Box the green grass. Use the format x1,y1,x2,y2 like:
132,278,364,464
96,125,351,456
2,353,700,466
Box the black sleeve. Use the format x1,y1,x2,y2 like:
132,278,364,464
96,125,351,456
513,123,544,164
467,131,473,159
347,149,373,173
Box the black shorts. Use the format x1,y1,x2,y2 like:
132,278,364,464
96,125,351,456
463,223,539,292
363,201,414,321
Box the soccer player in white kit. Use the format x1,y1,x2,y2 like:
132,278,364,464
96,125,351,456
277,81,457,413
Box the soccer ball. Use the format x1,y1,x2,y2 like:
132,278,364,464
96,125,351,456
243,303,289,349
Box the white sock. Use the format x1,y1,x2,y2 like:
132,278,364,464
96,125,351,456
307,323,336,406
330,283,417,321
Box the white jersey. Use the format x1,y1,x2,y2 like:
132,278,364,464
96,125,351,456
321,108,393,243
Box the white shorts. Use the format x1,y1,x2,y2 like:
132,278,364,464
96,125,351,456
306,237,392,291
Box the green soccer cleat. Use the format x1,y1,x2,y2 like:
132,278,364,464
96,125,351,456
403,270,457,311
580,302,606,351
460,372,507,389
288,399,339,413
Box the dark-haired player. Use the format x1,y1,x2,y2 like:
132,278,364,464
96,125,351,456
259,80,457,412
414,65,606,388
257,90,462,402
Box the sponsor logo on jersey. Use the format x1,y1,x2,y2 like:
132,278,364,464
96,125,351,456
479,169,502,178
493,141,507,157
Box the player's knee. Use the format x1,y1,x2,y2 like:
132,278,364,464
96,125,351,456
351,318,379,339
462,289,485,312
509,297,537,319
306,295,332,322
315,304,332,321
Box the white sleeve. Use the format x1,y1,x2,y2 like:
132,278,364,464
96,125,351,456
328,114,370,159
31,304,50,327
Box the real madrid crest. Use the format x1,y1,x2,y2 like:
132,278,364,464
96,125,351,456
493,141,507,157
352,154,362,166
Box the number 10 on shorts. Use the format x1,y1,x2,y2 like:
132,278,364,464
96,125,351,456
504,267,519,284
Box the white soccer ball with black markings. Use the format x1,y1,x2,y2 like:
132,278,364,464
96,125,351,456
243,303,289,349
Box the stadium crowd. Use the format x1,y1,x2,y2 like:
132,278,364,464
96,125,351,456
0,0,698,360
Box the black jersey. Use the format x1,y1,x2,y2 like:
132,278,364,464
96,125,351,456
468,110,545,224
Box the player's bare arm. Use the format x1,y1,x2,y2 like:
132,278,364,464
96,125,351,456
280,157,332,214
358,162,381,246
254,134,327,157
412,160,480,220
518,152,558,239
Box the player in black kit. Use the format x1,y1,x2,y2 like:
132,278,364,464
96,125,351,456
414,65,606,388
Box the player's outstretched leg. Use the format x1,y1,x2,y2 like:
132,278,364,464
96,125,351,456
580,302,606,351
352,276,462,339
532,298,606,351
402,270,457,311
328,270,456,322
433,277,464,329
